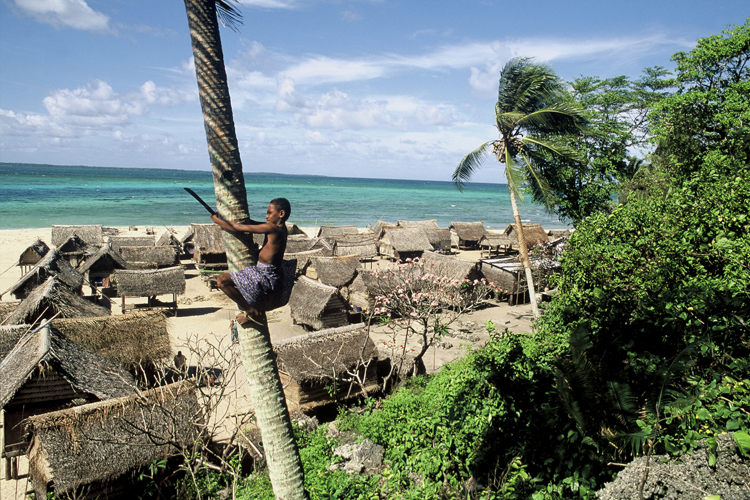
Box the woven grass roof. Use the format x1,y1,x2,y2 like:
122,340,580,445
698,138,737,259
183,223,225,254
317,225,359,238
503,223,549,248
332,234,378,259
287,223,308,236
77,242,128,276
108,235,155,253
273,323,377,384
424,228,452,251
420,252,481,281
51,225,103,248
312,255,361,287
479,233,515,247
381,227,433,252
19,239,50,266
119,245,179,268
1,324,28,362
57,234,92,257
285,248,323,275
286,235,315,254
113,266,185,297
156,230,181,248
398,219,440,230
3,247,84,300
52,311,171,368
289,276,346,328
309,237,335,256
25,380,199,497
450,221,487,242
3,277,110,326
0,301,19,324
0,323,134,409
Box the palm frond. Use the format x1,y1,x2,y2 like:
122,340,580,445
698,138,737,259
523,136,581,162
452,142,492,191
519,153,553,208
216,0,243,31
517,104,586,134
504,154,525,202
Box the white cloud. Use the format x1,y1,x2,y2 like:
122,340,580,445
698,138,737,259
138,81,196,107
43,80,144,129
13,0,111,33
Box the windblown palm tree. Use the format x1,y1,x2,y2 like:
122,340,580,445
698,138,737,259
453,58,585,319
183,1,307,498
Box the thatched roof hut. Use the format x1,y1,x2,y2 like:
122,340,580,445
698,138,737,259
18,239,50,275
287,223,308,237
503,223,549,249
345,274,372,312
450,221,487,249
480,259,527,297
317,225,359,238
420,251,482,282
289,276,349,331
332,233,378,260
51,225,103,248
424,228,452,253
108,235,155,253
548,229,572,239
156,230,181,249
311,255,360,288
77,243,128,287
273,323,378,408
119,245,179,269
25,380,199,500
51,311,171,369
308,237,335,257
372,220,398,239
285,248,323,276
479,232,515,256
1,324,27,362
3,277,111,326
113,266,185,298
3,247,84,301
378,227,432,260
285,234,315,254
398,219,440,230
57,234,93,264
0,302,19,325
181,223,227,266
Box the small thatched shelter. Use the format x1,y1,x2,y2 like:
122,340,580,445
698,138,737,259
424,228,452,254
112,266,185,314
51,311,171,370
308,237,335,257
77,242,128,292
345,274,372,312
3,247,84,301
273,323,378,409
285,248,323,276
1,324,28,362
181,223,227,268
56,233,93,267
480,259,528,305
420,251,482,282
287,223,308,237
450,221,487,249
289,276,349,331
51,225,103,248
108,235,156,253
119,245,179,269
3,277,110,326
548,229,572,239
25,380,200,500
378,227,432,261
332,234,378,260
156,229,182,250
372,220,398,240
479,232,515,257
317,225,359,238
310,255,360,288
285,234,314,254
503,223,549,249
398,219,440,230
1,324,135,476
18,239,50,276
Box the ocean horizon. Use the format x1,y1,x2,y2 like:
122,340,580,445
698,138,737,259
0,162,570,231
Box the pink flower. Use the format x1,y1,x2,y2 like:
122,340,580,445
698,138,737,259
410,311,418,317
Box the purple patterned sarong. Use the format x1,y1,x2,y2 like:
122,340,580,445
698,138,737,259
229,259,297,312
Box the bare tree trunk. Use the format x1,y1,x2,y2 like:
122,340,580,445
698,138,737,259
183,1,307,498
509,188,539,319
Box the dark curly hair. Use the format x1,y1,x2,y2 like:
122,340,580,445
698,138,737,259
270,198,291,222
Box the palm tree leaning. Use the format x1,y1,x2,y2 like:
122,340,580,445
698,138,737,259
453,57,585,319
182,1,307,498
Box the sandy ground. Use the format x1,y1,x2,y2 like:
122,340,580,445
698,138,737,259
0,226,533,498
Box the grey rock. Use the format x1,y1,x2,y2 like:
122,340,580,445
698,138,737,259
329,439,385,474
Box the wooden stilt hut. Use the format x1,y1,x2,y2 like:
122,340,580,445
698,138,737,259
479,232,515,258
273,323,379,410
378,227,432,261
3,247,84,301
3,277,111,326
289,276,349,330
24,380,200,499
450,221,488,249
502,223,549,249
112,266,185,314
480,259,528,305
18,239,50,276
51,225,103,249
1,324,135,480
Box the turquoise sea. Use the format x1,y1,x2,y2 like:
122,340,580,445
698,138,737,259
0,163,568,231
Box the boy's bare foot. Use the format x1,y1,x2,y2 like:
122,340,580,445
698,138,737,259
236,308,261,326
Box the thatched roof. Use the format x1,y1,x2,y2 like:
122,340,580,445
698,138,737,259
332,234,378,259
420,252,481,281
108,235,155,253
381,227,432,253
289,276,347,330
0,323,134,410
547,229,572,239
57,234,92,257
450,221,487,243
183,223,225,255
398,219,440,230
19,239,50,266
25,380,199,498
424,228,452,252
3,277,111,326
273,323,377,384
3,247,84,300
0,301,19,324
372,220,398,239
480,259,524,293
285,249,323,275
317,225,359,238
51,225,103,248
309,237,335,257
77,242,128,275
503,223,549,248
1,324,28,362
479,232,515,247
113,266,185,297
119,245,179,268
51,311,171,368
312,255,360,287
286,234,315,254
287,223,308,236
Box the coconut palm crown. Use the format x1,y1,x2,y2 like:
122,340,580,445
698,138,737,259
453,57,585,318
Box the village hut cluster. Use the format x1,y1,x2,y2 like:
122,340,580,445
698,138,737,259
1,219,570,498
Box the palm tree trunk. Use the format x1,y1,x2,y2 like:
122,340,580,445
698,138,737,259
508,188,540,318
183,1,307,498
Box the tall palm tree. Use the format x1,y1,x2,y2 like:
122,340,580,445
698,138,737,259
453,58,585,319
182,1,307,498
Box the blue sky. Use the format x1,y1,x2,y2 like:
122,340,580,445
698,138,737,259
0,1,746,182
